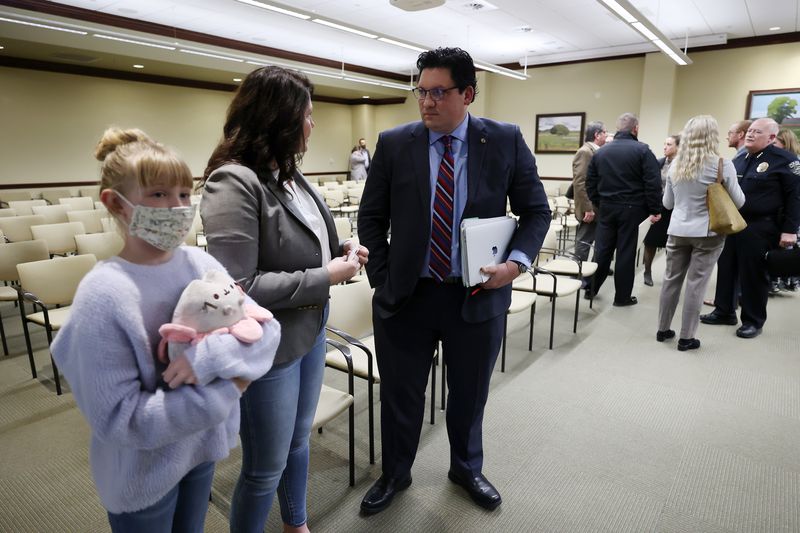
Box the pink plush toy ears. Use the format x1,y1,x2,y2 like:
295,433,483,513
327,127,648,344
157,323,199,362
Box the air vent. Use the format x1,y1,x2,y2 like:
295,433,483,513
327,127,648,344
449,0,499,14
50,52,100,63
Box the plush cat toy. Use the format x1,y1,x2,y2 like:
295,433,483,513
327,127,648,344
158,270,273,363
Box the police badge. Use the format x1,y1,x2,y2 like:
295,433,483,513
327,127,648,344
757,162,769,173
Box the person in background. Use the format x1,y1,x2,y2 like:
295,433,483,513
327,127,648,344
701,118,800,339
201,66,368,533
642,134,680,286
727,120,752,158
571,121,607,262
52,127,278,532
585,112,662,306
771,127,800,292
656,116,744,351
349,144,370,182
358,47,550,516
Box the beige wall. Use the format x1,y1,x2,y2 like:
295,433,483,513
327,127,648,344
3,41,799,187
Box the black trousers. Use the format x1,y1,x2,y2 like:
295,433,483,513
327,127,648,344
372,279,503,479
712,218,777,328
591,203,649,302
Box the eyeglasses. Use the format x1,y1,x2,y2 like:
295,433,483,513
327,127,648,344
412,86,458,101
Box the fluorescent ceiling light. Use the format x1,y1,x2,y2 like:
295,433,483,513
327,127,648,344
377,37,428,53
179,49,244,62
132,64,144,69
301,69,344,80
474,61,528,80
0,16,87,35
311,19,377,39
235,0,310,20
596,0,692,66
769,26,781,31
94,34,176,50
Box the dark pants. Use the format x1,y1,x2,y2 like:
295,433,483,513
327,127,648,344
373,279,503,479
712,218,777,328
574,220,596,262
591,203,649,302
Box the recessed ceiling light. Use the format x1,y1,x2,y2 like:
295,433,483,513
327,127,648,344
233,78,242,82
0,45,4,50
769,26,781,31
133,64,144,69
362,95,370,98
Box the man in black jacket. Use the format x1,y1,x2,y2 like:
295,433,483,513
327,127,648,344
586,112,662,306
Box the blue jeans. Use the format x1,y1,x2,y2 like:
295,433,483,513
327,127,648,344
230,308,327,531
107,461,214,533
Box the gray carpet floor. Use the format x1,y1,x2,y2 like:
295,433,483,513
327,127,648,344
1,252,798,532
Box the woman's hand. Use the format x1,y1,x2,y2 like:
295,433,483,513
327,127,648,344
344,239,369,267
162,355,197,389
327,253,361,284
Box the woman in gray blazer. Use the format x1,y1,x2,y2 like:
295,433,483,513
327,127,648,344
201,66,366,533
656,115,745,351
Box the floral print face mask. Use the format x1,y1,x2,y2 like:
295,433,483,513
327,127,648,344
115,191,197,251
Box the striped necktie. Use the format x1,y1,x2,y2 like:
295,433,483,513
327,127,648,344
429,135,455,281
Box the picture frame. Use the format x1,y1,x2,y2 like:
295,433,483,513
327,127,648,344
745,88,800,137
534,112,586,154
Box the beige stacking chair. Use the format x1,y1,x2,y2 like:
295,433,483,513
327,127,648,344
17,253,97,394
8,200,47,216
74,232,124,260
0,208,17,218
78,187,101,202
316,338,355,486
67,209,108,234
322,189,345,216
0,240,50,356
0,190,32,207
0,215,46,243
31,205,70,224
30,222,85,256
40,189,73,206
58,196,95,211
500,289,537,372
538,226,599,308
325,278,378,464
333,217,352,242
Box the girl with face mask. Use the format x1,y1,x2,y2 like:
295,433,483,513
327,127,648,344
51,127,281,532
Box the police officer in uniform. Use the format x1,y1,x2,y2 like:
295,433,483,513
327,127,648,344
701,118,800,338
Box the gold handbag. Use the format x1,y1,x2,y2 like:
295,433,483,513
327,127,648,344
707,158,746,235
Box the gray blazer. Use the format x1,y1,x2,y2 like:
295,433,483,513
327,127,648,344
663,157,746,237
201,163,340,364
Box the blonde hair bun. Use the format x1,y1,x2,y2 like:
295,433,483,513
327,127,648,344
94,127,153,162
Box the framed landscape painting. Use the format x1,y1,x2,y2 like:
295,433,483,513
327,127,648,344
534,112,586,154
745,88,800,138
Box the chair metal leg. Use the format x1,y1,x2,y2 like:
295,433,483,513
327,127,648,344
549,294,556,350
348,402,355,486
430,355,436,425
573,290,580,333
440,353,446,412
18,296,37,378
0,314,8,356
528,303,535,350
45,325,62,395
501,313,508,372
367,378,375,464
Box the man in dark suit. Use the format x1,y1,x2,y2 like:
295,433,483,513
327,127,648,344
357,47,551,515
585,112,662,306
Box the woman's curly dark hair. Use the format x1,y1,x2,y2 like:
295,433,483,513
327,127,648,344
204,66,313,187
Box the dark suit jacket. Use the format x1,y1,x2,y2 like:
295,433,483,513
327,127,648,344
201,163,340,364
358,115,551,323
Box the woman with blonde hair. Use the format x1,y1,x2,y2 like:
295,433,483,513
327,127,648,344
775,127,800,156
656,115,745,351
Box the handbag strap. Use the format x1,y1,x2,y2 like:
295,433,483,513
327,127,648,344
716,158,724,185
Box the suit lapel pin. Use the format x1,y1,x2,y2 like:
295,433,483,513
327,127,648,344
481,137,487,144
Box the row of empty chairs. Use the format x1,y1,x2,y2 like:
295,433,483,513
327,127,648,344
0,187,100,207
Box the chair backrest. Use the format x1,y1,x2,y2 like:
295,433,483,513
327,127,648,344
74,232,124,260
17,254,97,306
31,204,70,224
40,189,74,206
0,208,17,218
333,217,352,241
7,200,47,216
327,279,374,340
0,215,47,242
78,186,101,202
323,189,345,207
0,190,32,204
0,240,50,282
30,222,86,255
58,196,95,211
537,226,559,263
67,209,108,234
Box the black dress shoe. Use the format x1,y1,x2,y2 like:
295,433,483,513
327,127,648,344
447,470,502,511
736,324,762,339
677,338,701,351
583,290,595,300
612,296,638,307
656,329,675,342
360,475,412,515
699,311,737,325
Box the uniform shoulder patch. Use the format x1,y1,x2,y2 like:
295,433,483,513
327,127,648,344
788,160,800,176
